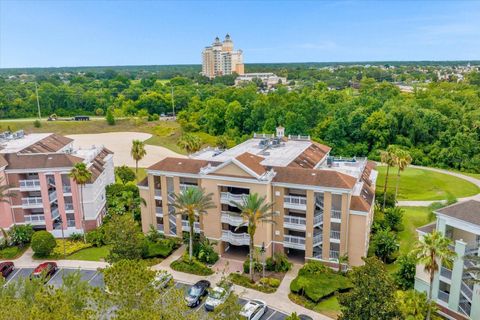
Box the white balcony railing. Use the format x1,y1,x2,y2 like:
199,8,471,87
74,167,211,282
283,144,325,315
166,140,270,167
220,192,247,205
440,267,452,279
19,179,41,190
313,233,323,246
21,197,43,207
461,281,473,300
51,208,60,220
154,189,162,198
48,191,57,202
156,207,164,216
314,214,323,226
24,214,45,225
180,184,198,192
65,203,74,211
284,215,306,226
221,230,250,246
330,250,340,260
438,290,449,303
330,230,341,240
63,185,72,193
331,209,342,219
284,235,306,249
221,212,244,226
284,195,307,210
182,220,200,233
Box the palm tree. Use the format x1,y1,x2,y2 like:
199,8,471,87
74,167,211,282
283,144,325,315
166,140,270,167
394,149,412,201
0,177,14,204
231,193,275,282
412,231,456,320
177,133,202,154
172,187,215,261
131,140,147,177
69,163,92,243
338,253,349,273
380,145,397,210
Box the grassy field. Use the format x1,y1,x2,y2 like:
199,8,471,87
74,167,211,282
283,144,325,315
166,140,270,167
376,166,480,201
66,246,111,261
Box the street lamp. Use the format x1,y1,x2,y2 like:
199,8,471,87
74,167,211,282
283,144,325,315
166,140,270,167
260,242,266,278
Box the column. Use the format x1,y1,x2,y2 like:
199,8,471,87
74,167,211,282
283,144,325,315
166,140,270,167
272,186,285,253
448,239,466,310
322,192,332,261
161,176,170,235
173,177,182,237
471,283,480,319
305,190,314,258
339,193,348,254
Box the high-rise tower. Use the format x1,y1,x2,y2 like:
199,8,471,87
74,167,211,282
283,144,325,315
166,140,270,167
201,34,244,78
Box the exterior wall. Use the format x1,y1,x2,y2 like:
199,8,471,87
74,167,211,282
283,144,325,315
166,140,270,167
305,190,315,258
272,186,285,252
0,170,13,229
322,192,332,261
139,185,154,233
347,213,368,266
214,164,251,177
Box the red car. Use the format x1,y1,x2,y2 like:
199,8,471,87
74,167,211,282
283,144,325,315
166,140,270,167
0,261,14,278
31,262,58,280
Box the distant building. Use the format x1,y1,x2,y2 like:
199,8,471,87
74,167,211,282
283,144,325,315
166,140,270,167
235,73,287,88
202,34,244,78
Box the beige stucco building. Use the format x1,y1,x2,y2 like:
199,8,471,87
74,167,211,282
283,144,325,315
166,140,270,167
201,34,244,79
139,128,377,267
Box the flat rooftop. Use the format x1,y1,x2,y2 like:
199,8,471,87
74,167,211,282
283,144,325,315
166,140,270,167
0,133,52,154
191,137,312,167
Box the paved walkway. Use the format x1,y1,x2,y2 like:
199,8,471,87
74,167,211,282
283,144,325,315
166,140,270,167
392,165,480,207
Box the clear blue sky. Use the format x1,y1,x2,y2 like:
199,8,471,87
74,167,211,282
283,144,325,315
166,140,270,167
1,1,479,68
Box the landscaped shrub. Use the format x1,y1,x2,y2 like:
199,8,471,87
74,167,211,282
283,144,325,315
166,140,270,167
8,225,34,247
86,229,105,247
243,258,262,274
31,231,56,257
290,261,352,303
265,252,292,272
0,246,22,259
53,239,92,256
259,277,281,288
170,256,213,276
69,232,84,242
229,273,278,293
143,239,174,259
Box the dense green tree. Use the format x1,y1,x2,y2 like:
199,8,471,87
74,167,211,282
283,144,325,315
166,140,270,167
130,140,146,176
372,228,399,263
31,231,56,257
115,165,136,184
394,253,417,290
69,163,92,243
396,290,439,320
104,214,145,262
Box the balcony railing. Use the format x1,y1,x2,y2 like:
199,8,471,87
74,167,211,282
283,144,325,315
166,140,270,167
182,220,200,233
67,220,76,227
438,290,449,303
221,230,250,246
63,185,72,193
221,212,244,226
19,179,41,190
48,191,57,202
440,267,452,279
459,301,471,316
180,184,198,192
156,207,164,216
24,214,45,225
331,209,342,219
284,235,306,249
330,250,339,260
313,233,323,246
157,224,164,233
154,189,162,198
21,197,43,207
461,281,473,300
65,203,74,211
284,195,307,210
330,230,341,240
51,208,60,220
314,214,323,226
284,215,306,229
220,192,247,205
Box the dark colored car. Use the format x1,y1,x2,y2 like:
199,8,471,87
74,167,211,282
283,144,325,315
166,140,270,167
0,261,14,278
31,262,58,281
185,280,210,307
299,315,314,320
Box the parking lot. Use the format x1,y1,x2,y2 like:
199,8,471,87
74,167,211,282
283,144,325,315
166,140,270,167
5,268,288,320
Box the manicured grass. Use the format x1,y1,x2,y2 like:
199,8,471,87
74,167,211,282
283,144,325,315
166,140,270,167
289,293,341,319
0,245,29,259
170,256,213,276
66,246,111,261
376,166,480,201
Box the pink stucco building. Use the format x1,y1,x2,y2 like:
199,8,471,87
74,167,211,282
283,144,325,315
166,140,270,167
0,131,114,237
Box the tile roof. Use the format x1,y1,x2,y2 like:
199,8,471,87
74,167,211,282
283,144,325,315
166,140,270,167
235,152,266,175
436,200,480,225
417,222,436,235
287,141,331,169
148,157,219,174
272,166,356,189
19,134,72,153
3,153,83,170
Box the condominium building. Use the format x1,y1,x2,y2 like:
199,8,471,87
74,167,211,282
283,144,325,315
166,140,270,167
139,127,377,266
235,73,288,88
415,200,480,320
0,131,115,237
201,34,244,79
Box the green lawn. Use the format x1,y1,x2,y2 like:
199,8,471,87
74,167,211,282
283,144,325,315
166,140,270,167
65,246,110,261
0,245,29,259
376,166,480,201
289,293,341,319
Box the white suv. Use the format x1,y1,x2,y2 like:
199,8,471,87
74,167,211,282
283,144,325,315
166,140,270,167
240,299,267,320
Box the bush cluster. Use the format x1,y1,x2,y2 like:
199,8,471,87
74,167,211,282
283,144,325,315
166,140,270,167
229,273,278,293
170,255,214,276
31,231,56,257
86,229,106,247
53,240,92,256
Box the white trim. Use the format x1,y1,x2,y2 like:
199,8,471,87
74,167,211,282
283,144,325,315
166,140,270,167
5,167,74,174
350,210,367,216
272,181,351,194
436,213,480,235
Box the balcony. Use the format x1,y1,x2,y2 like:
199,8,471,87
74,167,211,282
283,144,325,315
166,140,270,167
284,195,307,211
180,184,198,192
284,234,306,250
283,215,306,230
220,192,247,206
48,191,57,202
221,230,250,246
331,209,342,220
51,208,60,220
461,281,473,301
19,179,41,191
459,301,471,316
330,230,341,240
438,290,449,303
67,220,76,227
221,211,244,226
154,189,162,199
65,203,74,211
329,250,339,260
440,267,452,280
156,207,164,217
313,233,323,246
314,213,323,226
182,220,200,233
157,224,164,233
24,214,45,225
21,197,43,208
63,185,72,194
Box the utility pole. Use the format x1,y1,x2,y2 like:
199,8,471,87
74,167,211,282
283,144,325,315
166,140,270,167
34,82,41,120
171,85,175,119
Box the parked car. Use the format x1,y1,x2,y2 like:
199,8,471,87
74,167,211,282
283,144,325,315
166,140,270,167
31,262,58,281
0,261,14,279
204,283,232,311
240,300,267,320
152,270,173,290
185,280,210,307
299,315,314,320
